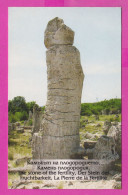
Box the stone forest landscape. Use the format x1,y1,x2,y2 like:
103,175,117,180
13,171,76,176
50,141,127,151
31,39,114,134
8,17,121,189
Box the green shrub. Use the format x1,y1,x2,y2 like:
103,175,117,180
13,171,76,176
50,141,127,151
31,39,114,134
115,118,120,122
81,99,121,116
8,152,14,160
27,119,33,126
9,112,17,123
42,106,45,113
109,118,114,122
9,111,28,123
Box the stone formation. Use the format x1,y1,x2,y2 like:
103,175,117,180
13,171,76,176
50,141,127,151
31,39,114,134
32,17,84,159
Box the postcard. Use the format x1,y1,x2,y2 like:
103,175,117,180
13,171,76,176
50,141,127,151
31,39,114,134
0,0,128,194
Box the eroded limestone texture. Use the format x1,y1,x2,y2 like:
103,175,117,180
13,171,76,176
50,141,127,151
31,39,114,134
107,123,121,157
86,135,119,169
32,17,84,159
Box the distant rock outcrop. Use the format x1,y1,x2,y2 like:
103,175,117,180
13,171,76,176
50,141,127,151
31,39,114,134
32,105,43,134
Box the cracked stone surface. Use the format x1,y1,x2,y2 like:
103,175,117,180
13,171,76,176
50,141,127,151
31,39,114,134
92,135,119,160
44,17,74,49
86,135,119,170
32,17,84,159
107,123,121,157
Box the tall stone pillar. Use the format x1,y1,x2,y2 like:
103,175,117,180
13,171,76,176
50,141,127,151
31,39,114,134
32,17,84,159
32,105,43,134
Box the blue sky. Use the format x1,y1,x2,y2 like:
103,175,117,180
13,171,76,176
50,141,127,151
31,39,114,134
8,7,121,106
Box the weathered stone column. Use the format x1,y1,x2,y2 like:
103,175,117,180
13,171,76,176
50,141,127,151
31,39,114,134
32,17,84,159
32,105,43,134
